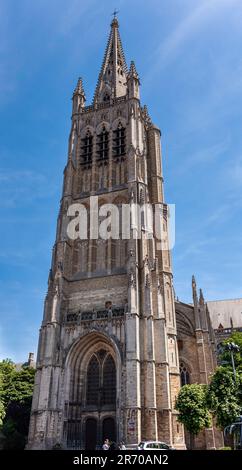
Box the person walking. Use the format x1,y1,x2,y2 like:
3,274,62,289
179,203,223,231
102,438,110,450
119,441,126,450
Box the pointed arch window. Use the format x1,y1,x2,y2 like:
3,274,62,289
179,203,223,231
179,362,190,387
113,122,125,157
86,352,116,408
81,130,93,164
97,126,109,161
103,355,116,405
103,93,110,102
86,356,99,405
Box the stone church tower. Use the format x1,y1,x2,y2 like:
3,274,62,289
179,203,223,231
27,17,185,450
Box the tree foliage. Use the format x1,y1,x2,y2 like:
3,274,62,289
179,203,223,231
175,384,211,435
219,332,242,372
0,400,5,426
3,367,35,404
206,366,241,429
0,359,35,449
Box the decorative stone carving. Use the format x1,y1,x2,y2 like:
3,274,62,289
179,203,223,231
145,273,151,288
129,271,136,288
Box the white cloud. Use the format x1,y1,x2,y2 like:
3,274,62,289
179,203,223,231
144,0,242,86
175,237,217,262
174,136,230,175
0,326,15,361
0,168,58,208
158,0,240,65
56,0,97,35
228,156,242,185
0,169,45,183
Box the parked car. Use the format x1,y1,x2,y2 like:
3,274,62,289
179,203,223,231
138,441,176,450
125,443,139,450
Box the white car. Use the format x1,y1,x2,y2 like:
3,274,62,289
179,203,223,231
138,441,175,450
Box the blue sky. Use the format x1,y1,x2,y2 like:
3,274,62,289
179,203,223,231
1,0,242,362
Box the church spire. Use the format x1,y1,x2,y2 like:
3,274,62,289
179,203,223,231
93,17,128,104
128,60,139,80
192,275,201,329
199,288,205,306
72,77,86,114
127,60,140,99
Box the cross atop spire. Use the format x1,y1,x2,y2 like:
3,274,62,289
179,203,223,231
111,9,119,28
93,18,128,104
111,9,119,20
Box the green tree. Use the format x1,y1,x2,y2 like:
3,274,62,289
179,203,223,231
0,400,5,426
3,367,35,404
175,383,211,447
206,367,241,429
0,359,15,426
219,332,242,372
0,359,15,397
0,359,35,449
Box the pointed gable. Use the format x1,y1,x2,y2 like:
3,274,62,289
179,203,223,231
93,18,128,104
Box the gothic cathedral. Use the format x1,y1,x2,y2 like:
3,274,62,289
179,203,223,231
27,17,188,450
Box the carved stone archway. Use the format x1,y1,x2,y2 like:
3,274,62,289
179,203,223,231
63,331,121,449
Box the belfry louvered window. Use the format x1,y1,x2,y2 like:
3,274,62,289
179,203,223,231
113,122,125,157
81,130,93,164
97,127,109,161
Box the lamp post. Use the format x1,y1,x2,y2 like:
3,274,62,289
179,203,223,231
222,342,240,448
224,416,242,450
225,342,240,380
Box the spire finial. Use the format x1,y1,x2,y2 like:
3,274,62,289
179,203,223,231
192,275,198,302
192,274,200,328
199,288,205,305
143,105,152,126
73,77,85,96
111,9,119,27
128,60,139,79
112,8,119,19
93,14,128,103
72,77,85,112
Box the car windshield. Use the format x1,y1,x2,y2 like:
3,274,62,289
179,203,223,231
159,443,169,449
138,442,145,448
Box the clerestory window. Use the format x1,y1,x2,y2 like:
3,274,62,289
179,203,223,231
179,362,190,386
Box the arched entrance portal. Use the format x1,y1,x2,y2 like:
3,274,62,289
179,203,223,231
85,418,97,450
102,417,116,443
64,332,119,449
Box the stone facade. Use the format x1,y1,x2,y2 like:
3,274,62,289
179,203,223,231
176,279,224,449
27,17,185,450
27,18,222,451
